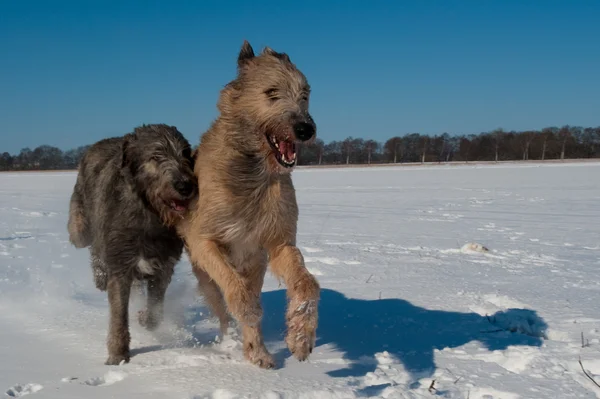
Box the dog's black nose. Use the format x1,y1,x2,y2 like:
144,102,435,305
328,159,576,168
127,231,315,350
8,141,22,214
293,122,315,142
174,179,194,197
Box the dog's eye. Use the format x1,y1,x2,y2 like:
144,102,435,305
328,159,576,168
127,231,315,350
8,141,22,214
264,88,280,101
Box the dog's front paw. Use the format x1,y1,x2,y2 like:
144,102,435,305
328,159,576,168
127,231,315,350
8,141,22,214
244,344,276,369
285,299,318,361
104,352,130,366
225,285,262,326
93,270,108,291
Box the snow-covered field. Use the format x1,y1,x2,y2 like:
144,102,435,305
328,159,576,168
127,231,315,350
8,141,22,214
1,162,600,398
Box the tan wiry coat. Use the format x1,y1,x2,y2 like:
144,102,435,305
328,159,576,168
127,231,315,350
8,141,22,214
178,41,319,368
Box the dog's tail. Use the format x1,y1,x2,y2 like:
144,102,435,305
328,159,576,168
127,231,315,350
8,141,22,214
67,174,91,248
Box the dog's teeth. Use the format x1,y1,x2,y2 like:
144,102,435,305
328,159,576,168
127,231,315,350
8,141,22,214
281,155,295,166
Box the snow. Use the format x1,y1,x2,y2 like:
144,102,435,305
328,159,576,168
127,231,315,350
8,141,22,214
1,162,600,398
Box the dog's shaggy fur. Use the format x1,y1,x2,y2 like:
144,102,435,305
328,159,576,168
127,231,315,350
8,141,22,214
67,124,197,365
177,41,320,368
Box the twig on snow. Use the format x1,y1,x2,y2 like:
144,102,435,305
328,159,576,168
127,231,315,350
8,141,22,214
444,367,462,385
579,356,600,389
365,274,373,283
428,379,437,394
582,331,590,348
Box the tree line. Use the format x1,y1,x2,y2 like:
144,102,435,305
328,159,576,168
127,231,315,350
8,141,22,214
0,145,90,171
1,125,599,171
297,125,600,165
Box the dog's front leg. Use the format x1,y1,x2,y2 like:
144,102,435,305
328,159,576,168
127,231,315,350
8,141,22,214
91,250,108,291
105,273,133,365
268,244,320,361
239,259,275,369
187,239,262,326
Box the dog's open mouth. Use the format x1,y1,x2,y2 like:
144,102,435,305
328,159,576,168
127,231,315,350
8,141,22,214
167,198,188,213
266,133,297,167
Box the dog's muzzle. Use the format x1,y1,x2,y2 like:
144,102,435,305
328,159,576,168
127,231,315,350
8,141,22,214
173,179,195,197
293,122,315,142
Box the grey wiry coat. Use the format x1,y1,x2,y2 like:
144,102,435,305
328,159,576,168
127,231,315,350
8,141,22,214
67,123,197,365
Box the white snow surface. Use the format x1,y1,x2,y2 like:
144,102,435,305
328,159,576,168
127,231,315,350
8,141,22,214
1,162,600,398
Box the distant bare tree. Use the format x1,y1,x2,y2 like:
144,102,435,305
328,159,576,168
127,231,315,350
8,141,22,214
420,135,428,164
342,138,353,165
365,140,378,165
539,128,555,160
492,128,504,162
0,152,12,171
519,131,536,160
433,133,451,163
322,141,341,164
581,127,600,158
315,139,324,165
458,134,477,162
558,125,571,160
384,136,405,163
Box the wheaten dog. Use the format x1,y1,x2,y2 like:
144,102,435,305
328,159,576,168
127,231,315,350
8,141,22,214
178,41,319,368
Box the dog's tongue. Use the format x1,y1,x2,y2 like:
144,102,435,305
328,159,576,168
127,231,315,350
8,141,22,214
171,200,186,212
278,140,295,160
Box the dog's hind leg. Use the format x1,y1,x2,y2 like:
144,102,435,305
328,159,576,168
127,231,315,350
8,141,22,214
67,180,91,248
105,272,133,365
193,267,231,335
187,239,262,326
268,245,320,362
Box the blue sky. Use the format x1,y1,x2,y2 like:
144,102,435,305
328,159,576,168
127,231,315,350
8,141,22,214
1,0,599,154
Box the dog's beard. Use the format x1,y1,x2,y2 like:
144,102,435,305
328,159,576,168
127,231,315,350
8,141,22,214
159,206,185,227
144,187,188,228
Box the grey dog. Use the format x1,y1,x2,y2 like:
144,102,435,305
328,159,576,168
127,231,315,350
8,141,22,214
67,124,197,365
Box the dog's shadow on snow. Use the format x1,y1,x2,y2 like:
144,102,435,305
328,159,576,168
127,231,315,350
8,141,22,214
261,288,547,384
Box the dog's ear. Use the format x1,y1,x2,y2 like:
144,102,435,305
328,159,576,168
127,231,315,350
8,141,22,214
182,144,195,166
189,146,197,170
121,135,134,168
262,46,276,56
262,46,291,63
238,40,255,69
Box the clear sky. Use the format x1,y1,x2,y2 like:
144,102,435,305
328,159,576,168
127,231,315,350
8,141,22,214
1,0,599,154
